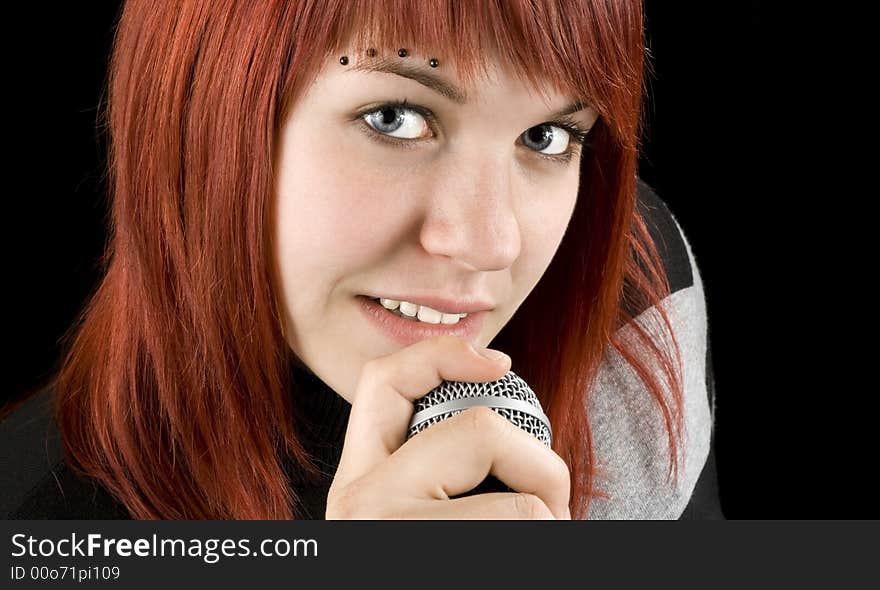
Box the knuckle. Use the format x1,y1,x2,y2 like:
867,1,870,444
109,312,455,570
359,358,388,386
551,453,572,493
461,407,505,440
513,493,554,520
326,482,367,520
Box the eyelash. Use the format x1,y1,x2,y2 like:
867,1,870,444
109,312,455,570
352,99,592,165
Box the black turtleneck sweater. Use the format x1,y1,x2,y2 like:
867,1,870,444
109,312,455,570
284,359,352,519
0,358,353,520
0,181,724,519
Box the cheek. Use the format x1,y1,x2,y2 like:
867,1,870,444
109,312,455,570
274,130,409,294
516,181,579,284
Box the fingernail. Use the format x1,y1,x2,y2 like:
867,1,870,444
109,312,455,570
480,348,509,362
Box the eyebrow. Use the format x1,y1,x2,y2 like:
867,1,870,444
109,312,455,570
350,59,589,121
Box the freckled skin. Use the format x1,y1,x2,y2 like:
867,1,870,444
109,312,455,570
274,52,598,402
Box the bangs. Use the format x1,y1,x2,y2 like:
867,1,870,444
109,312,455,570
289,0,644,142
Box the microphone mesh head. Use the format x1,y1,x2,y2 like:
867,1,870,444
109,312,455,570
406,370,552,446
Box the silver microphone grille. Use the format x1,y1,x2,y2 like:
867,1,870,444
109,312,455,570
406,370,552,447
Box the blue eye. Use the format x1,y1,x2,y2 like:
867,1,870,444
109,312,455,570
521,124,572,156
363,104,431,140
356,100,591,164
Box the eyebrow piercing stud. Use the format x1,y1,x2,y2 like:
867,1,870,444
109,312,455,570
338,50,439,68
394,49,439,67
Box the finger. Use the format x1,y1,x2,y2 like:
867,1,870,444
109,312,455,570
399,493,559,520
332,335,511,491
380,406,571,520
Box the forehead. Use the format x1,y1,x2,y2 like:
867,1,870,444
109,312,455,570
320,46,578,111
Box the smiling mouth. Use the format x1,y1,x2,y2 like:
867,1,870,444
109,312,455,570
363,296,468,325
381,306,420,321
357,295,487,347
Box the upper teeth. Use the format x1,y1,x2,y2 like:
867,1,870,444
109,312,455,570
377,298,468,325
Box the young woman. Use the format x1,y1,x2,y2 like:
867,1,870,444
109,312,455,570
1,0,723,519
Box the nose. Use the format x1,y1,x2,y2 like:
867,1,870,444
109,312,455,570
418,154,521,271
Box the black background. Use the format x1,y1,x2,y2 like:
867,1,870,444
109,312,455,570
5,2,864,518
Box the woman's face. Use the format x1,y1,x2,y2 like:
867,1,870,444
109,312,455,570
274,49,598,401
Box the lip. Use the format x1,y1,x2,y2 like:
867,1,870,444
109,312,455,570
356,295,487,347
359,293,494,315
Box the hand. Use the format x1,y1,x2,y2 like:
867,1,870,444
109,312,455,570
326,335,571,520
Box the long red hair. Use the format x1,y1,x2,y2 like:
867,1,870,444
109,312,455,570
43,0,684,519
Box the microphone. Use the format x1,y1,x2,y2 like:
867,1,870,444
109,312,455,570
406,370,552,498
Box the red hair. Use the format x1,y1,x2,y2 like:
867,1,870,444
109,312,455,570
46,0,684,519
